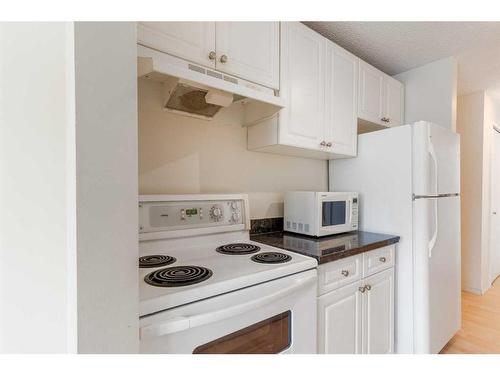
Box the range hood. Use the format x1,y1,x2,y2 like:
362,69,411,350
137,45,285,125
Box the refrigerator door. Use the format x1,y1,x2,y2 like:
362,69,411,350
413,121,460,196
413,195,461,353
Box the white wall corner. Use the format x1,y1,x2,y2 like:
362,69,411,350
394,56,458,131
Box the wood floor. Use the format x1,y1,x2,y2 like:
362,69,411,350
441,278,500,354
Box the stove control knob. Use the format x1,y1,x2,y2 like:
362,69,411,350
231,201,238,210
210,205,223,221
232,212,240,223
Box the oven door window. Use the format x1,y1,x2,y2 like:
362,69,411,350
322,201,346,227
193,311,291,354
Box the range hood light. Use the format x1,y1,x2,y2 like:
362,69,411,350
205,89,233,107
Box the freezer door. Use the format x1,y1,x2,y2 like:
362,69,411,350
413,196,461,353
413,121,460,196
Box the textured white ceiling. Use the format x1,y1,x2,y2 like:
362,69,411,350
303,22,500,95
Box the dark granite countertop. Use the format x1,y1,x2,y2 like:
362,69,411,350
250,230,400,264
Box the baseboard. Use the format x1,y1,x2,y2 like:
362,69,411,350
462,286,484,295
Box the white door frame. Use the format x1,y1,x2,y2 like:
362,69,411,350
489,124,500,285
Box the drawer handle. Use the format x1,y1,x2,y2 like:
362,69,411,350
365,284,371,291
341,270,349,277
379,256,387,263
358,286,366,293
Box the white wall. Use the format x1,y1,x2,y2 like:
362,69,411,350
457,91,500,294
0,22,74,353
138,79,328,219
394,57,458,131
0,22,139,354
457,92,486,293
74,22,139,353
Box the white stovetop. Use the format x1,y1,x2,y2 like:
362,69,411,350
139,231,317,317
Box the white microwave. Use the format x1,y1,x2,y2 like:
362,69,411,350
284,191,359,237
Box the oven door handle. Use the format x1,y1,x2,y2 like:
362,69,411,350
140,271,317,339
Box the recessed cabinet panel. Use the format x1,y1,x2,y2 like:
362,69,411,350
279,22,325,149
363,268,394,354
137,22,216,68
384,77,404,126
358,61,384,124
215,22,280,89
318,282,363,354
325,44,358,156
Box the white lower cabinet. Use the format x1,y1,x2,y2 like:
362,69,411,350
318,281,363,354
362,268,394,354
317,250,395,354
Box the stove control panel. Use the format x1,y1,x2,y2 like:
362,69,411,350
139,198,245,233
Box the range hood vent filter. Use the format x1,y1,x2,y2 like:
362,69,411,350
165,84,222,118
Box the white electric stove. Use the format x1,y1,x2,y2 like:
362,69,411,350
138,194,318,354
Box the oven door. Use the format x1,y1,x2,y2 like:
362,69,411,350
317,195,352,236
139,269,317,354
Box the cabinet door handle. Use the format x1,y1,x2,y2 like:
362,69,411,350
379,256,387,263
219,54,228,63
358,286,366,293
365,284,371,291
320,141,326,146
208,51,216,60
381,117,390,123
341,270,349,277
326,142,332,147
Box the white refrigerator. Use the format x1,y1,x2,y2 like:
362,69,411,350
330,121,461,354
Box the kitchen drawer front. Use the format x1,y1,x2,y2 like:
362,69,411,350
362,245,395,277
318,254,362,296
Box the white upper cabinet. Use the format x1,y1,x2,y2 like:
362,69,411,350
358,60,404,128
248,22,358,160
137,22,280,89
325,43,358,156
358,60,384,124
278,22,326,150
384,76,404,126
215,22,280,89
137,22,216,68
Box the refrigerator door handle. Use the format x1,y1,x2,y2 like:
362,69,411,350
428,136,439,195
429,198,438,258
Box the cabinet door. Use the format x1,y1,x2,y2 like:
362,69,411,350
358,60,384,125
137,22,216,68
325,43,358,156
384,76,404,127
215,22,279,89
362,268,394,354
279,22,326,150
318,281,363,354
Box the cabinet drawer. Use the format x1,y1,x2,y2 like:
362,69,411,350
362,245,395,277
318,254,362,296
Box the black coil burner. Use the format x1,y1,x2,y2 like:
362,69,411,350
144,265,213,287
216,243,261,255
139,255,176,268
251,252,292,264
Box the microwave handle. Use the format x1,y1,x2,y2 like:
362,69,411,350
140,271,317,339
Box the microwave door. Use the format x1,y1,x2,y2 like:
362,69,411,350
322,200,348,228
